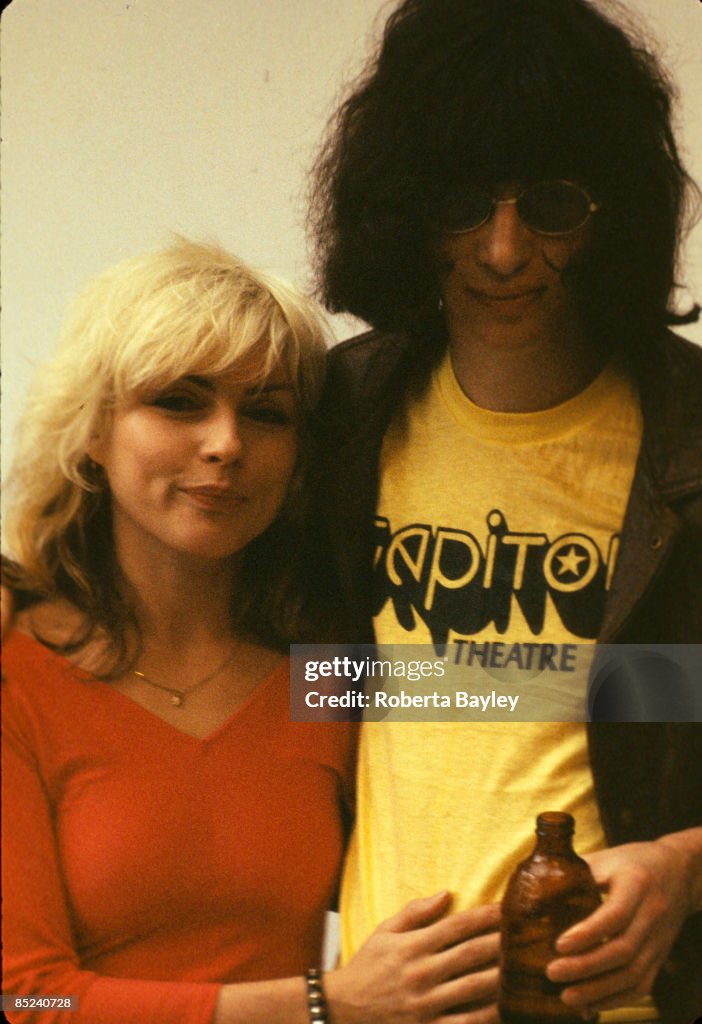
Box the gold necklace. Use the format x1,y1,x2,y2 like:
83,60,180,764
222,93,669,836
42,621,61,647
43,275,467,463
132,646,238,707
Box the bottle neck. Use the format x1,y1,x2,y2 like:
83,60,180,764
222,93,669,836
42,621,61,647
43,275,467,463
535,831,574,856
534,812,576,856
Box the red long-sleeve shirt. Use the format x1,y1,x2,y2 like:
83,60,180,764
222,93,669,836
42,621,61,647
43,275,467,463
2,632,355,1024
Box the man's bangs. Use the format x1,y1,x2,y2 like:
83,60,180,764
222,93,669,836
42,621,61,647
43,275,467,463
437,73,596,192
421,9,605,193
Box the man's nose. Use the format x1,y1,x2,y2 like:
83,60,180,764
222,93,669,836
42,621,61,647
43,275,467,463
475,199,533,277
200,404,243,465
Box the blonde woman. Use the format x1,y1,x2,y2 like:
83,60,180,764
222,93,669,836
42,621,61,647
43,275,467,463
2,240,498,1024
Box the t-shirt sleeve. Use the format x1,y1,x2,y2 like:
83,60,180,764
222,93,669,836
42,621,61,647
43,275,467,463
1,684,220,1024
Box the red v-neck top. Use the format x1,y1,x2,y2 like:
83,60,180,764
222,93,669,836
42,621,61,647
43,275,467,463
2,631,356,1024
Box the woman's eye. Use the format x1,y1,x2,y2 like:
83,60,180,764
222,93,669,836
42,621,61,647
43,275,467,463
244,403,292,426
149,392,204,413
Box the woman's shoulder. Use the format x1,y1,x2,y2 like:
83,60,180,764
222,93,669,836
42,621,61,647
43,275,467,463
2,623,75,741
4,599,106,681
14,598,87,643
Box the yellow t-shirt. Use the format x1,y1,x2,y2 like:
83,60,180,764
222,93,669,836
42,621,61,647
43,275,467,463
341,354,657,1021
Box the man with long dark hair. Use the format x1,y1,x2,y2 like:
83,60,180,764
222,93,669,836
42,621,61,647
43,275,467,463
310,1,702,1021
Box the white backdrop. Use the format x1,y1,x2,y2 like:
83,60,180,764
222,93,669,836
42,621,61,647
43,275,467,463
2,0,701,473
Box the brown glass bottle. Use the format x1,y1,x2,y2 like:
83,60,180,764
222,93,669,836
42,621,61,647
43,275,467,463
499,812,601,1024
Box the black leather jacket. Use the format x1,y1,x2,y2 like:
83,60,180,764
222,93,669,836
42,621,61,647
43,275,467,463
316,326,702,1024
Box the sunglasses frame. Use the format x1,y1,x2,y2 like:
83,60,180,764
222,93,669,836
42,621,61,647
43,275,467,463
444,179,600,237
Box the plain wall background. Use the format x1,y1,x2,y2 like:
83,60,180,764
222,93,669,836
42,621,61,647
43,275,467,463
2,0,701,472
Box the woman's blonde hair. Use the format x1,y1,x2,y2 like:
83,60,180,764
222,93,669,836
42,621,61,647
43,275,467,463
4,238,330,659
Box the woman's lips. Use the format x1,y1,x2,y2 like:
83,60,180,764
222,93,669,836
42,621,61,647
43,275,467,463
179,486,246,510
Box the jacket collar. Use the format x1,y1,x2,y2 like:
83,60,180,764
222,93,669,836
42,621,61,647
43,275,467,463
632,330,702,502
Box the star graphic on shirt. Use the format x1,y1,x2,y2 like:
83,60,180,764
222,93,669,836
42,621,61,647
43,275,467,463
556,545,589,578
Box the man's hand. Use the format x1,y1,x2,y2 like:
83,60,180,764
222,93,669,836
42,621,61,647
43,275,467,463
546,830,702,1016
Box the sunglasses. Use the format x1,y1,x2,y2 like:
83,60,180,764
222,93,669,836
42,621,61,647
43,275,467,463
432,180,600,237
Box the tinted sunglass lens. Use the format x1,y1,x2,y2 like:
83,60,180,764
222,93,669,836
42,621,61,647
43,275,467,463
437,185,492,232
519,182,591,233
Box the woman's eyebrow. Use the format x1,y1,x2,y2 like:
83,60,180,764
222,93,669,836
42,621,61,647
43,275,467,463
182,375,292,396
183,374,215,391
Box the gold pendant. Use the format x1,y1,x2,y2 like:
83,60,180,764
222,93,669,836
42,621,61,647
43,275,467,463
170,693,184,707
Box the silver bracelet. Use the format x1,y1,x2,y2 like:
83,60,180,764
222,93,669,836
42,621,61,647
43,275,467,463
306,968,328,1024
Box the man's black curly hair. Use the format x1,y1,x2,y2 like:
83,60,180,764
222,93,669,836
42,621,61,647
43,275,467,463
309,0,698,351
